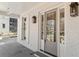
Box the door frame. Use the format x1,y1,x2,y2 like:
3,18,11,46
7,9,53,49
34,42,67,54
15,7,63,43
44,9,57,56
58,5,66,57
38,4,66,57
38,8,59,57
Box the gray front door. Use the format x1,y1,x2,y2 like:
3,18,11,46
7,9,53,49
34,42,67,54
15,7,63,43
44,10,57,56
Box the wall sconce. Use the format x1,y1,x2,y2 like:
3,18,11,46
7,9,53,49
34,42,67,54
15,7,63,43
24,18,26,21
70,2,79,17
32,16,37,23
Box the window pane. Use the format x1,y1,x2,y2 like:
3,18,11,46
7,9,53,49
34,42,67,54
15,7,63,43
46,11,56,42
60,9,64,36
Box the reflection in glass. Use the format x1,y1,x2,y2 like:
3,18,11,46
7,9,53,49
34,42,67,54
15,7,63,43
60,9,64,36
41,15,43,39
22,17,26,40
60,8,64,44
46,11,56,42
9,18,17,33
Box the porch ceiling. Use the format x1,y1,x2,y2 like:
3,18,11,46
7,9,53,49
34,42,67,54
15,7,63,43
0,2,42,16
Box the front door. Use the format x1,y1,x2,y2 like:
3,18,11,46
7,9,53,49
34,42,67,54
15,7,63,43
44,9,57,56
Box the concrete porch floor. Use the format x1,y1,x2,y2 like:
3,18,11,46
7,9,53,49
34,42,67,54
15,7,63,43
0,38,35,57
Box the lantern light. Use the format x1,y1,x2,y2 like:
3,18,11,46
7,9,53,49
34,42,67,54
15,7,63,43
70,2,79,17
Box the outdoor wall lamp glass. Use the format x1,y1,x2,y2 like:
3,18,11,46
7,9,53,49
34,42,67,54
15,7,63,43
32,16,37,23
70,2,78,17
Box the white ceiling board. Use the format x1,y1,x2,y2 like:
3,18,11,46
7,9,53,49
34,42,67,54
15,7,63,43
0,2,42,15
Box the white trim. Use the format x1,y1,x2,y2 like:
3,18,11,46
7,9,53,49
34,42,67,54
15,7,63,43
39,3,67,14
38,50,52,57
58,5,67,57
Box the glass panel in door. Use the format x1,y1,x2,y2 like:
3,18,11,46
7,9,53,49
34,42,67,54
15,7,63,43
44,10,57,56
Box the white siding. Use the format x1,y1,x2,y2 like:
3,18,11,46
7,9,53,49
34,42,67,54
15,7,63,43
0,15,9,33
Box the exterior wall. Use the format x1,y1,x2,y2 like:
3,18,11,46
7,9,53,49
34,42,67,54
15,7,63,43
17,2,79,57
65,3,79,57
0,15,9,33
0,15,18,34
17,2,66,54
17,9,39,51
17,2,62,52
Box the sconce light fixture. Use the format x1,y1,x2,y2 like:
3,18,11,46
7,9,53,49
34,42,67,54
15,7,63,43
24,18,26,21
70,2,79,17
32,16,37,23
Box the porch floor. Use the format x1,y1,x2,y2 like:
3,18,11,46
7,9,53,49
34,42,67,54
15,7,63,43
0,38,35,57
